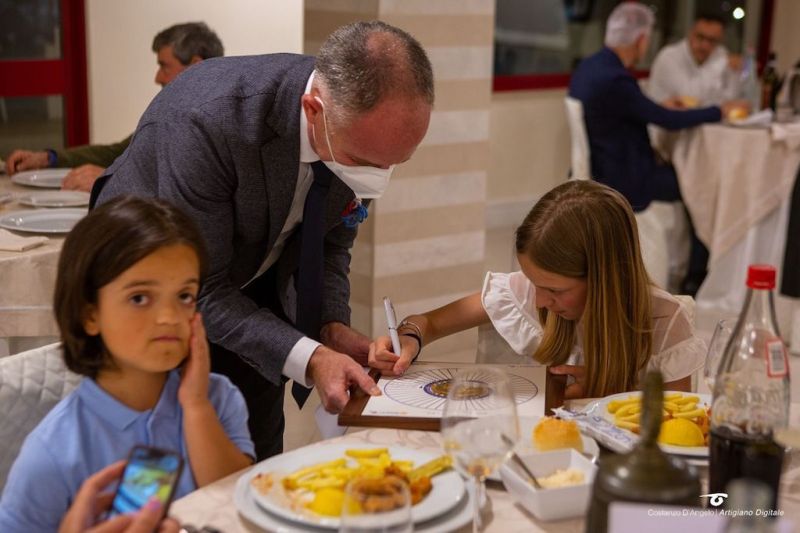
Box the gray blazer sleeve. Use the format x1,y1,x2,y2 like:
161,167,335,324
109,111,306,386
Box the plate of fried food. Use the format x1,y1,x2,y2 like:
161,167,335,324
239,443,464,529
593,391,711,457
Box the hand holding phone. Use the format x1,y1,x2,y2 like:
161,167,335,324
107,445,184,518
58,459,180,533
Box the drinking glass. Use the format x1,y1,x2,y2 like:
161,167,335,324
339,474,412,533
440,366,520,533
703,318,736,391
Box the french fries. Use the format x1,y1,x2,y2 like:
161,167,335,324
258,448,452,517
606,393,710,445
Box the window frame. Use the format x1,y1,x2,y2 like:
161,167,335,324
0,0,89,146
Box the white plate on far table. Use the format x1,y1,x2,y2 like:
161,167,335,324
0,208,87,234
241,442,465,530
587,391,711,458
11,168,70,188
17,191,90,208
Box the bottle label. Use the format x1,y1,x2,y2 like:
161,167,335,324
766,339,789,378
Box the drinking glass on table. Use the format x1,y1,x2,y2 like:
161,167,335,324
339,474,412,533
703,318,736,391
440,366,519,533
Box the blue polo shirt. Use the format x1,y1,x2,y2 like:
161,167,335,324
0,370,254,532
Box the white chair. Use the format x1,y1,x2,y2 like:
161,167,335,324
563,97,672,289
564,96,591,181
0,343,80,491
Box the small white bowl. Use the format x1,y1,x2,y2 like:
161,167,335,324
499,449,597,521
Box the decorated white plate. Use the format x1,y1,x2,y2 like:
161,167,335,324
242,442,465,529
0,208,87,234
234,467,473,532
587,391,711,457
11,168,70,188
17,191,90,208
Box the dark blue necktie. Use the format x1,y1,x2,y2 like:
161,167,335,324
291,161,333,407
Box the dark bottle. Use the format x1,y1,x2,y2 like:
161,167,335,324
761,52,781,111
709,265,790,511
585,372,700,533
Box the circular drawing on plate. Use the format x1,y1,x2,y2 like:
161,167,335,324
385,367,538,412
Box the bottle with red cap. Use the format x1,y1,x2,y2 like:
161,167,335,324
709,265,790,511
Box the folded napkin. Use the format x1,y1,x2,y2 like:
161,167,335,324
0,229,49,252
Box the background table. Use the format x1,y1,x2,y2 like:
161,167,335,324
0,176,66,339
170,403,800,532
658,122,800,333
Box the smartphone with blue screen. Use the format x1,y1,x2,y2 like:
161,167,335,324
107,445,184,517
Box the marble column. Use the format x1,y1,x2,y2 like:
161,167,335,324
305,0,494,360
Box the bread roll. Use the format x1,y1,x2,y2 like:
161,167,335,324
533,417,584,452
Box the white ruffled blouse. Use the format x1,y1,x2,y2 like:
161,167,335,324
480,271,707,383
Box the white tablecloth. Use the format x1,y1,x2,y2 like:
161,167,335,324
0,176,65,337
169,404,800,532
661,123,800,327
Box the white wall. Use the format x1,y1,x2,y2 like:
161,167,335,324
85,0,304,143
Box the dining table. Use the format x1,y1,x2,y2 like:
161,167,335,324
169,400,800,532
0,174,71,339
655,120,800,330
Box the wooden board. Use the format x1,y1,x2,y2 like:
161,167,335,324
339,362,567,431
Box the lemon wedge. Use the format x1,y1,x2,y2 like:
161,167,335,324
307,487,345,516
658,418,704,447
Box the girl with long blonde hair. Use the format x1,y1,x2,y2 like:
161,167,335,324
369,180,705,398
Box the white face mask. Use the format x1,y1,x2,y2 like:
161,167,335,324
313,96,395,199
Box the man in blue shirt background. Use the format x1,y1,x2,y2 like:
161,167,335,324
569,3,746,294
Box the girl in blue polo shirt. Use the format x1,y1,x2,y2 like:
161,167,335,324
0,197,254,532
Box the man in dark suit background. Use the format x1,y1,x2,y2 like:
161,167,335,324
94,21,434,459
568,3,744,294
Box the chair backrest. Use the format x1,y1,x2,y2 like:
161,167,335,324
0,343,81,491
563,96,591,180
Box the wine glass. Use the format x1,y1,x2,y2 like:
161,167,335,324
339,474,412,533
703,318,736,392
440,366,520,533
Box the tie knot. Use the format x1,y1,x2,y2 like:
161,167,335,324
310,161,334,187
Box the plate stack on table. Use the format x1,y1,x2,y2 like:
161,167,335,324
0,170,87,338
3,169,89,235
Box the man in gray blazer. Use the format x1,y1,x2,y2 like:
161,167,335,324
94,21,434,459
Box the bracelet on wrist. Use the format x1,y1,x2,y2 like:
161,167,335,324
46,149,58,168
398,319,423,361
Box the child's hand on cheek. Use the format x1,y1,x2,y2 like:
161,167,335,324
178,313,212,411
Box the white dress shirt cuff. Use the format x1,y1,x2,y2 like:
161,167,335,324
282,336,321,388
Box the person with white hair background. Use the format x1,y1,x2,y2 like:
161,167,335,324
568,2,747,295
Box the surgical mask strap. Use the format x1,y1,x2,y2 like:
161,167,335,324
315,96,339,166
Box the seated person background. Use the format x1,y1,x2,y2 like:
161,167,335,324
0,197,253,532
5,22,223,192
648,13,742,107
567,3,746,294
370,180,706,400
